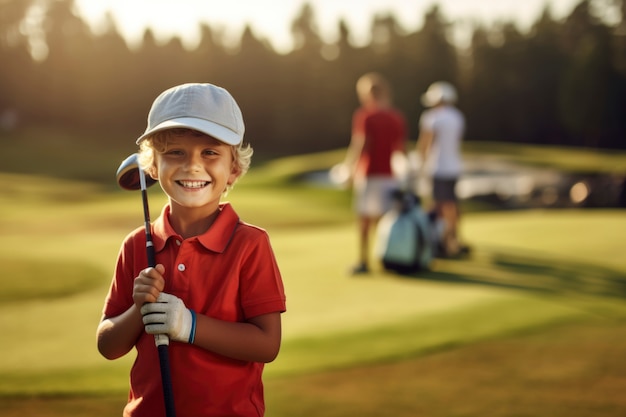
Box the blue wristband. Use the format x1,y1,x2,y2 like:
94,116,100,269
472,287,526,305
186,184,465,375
188,309,197,344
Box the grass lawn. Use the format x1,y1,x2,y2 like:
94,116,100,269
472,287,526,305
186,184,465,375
0,143,625,416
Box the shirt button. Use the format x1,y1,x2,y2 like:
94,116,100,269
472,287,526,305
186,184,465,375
176,240,182,246
177,264,186,272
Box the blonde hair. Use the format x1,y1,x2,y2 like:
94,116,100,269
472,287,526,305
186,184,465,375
356,72,391,105
137,128,253,194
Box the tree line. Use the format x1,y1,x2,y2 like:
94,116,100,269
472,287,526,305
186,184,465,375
1,0,625,157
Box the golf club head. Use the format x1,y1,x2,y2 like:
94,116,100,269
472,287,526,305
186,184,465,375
116,153,157,190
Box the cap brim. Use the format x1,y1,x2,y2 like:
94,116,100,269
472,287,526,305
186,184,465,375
136,117,242,145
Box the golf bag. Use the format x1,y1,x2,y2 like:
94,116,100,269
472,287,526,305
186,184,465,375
375,189,433,273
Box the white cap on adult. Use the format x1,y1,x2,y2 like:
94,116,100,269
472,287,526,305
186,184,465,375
421,81,458,107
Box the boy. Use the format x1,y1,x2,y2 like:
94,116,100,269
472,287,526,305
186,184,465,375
97,83,287,417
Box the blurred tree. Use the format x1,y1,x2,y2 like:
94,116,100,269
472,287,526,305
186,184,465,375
523,7,569,145
464,25,505,142
31,0,93,127
0,0,34,129
322,19,363,150
275,2,329,155
75,12,136,133
399,5,458,138
191,22,223,78
225,25,283,154
558,0,615,147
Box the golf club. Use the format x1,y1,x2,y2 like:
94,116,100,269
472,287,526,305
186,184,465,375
116,153,176,417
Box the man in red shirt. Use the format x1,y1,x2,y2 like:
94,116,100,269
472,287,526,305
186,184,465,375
97,83,286,416
341,73,408,274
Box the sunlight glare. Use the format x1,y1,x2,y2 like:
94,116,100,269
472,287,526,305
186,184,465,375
75,0,593,52
75,0,304,51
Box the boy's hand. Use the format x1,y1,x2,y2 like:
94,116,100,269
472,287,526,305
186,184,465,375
133,265,166,309
140,293,197,344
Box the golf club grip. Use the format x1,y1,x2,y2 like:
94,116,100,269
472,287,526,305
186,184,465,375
148,241,174,416
158,344,177,417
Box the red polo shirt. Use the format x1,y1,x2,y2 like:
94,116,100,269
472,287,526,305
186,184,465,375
103,203,286,417
352,106,407,178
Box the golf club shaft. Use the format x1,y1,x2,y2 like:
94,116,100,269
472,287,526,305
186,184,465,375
138,167,176,417
138,161,156,267
141,188,156,267
159,344,176,417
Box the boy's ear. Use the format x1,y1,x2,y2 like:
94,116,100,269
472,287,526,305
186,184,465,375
227,164,241,185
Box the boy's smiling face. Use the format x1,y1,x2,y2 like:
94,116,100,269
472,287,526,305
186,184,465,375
151,130,240,214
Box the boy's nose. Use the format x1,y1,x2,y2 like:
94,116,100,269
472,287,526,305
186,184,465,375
185,153,203,171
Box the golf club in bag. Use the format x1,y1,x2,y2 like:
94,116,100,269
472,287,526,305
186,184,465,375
116,153,176,417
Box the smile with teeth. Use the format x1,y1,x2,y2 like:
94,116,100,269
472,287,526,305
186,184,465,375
177,180,209,189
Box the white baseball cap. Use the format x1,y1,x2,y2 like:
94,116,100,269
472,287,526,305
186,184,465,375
421,81,458,107
136,83,245,145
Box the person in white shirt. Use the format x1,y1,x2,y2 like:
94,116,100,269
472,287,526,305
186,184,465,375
416,81,468,257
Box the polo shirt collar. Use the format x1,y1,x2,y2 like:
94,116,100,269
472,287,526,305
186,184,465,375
152,203,240,253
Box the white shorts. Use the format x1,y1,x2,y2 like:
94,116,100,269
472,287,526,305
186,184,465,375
353,176,399,217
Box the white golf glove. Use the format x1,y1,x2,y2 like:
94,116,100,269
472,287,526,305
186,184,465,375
140,293,197,344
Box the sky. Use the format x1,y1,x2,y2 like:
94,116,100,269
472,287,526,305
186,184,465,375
74,0,615,52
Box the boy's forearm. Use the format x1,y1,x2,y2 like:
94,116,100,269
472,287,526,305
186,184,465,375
97,305,144,360
192,312,282,363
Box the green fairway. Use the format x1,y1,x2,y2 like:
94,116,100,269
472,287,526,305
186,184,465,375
0,145,625,416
